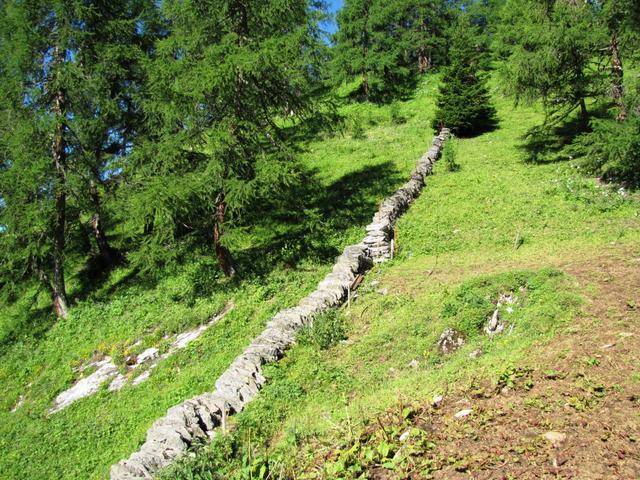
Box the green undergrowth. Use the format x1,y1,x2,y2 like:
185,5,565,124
0,78,442,479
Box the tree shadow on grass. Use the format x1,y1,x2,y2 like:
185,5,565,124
67,159,405,306
230,160,403,281
518,105,610,164
0,299,56,354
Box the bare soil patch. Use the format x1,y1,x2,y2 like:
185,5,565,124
313,247,640,479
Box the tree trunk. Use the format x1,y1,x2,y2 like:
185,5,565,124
418,47,432,74
213,193,236,278
362,70,369,98
89,176,119,266
417,19,431,74
361,1,370,99
579,97,589,126
51,77,70,319
609,30,625,121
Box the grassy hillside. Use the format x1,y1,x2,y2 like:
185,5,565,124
0,79,442,479
1,73,638,479
160,84,640,479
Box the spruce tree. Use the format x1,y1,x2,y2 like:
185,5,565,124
431,16,496,136
123,0,324,277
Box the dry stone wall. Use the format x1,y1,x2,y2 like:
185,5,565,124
110,128,450,480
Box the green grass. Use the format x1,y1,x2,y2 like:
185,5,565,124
158,83,640,479
0,78,442,480
1,74,638,479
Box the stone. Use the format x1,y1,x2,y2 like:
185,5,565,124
132,370,152,386
454,408,473,418
109,373,128,392
432,394,444,407
543,431,567,447
50,358,118,413
109,129,450,480
437,328,465,354
485,310,505,336
469,349,483,359
408,359,419,369
136,348,159,365
10,395,25,413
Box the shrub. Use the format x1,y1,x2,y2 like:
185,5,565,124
443,136,460,172
390,103,407,125
351,116,366,140
298,309,346,350
577,115,640,186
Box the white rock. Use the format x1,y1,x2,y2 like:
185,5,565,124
50,359,118,413
136,348,159,365
11,395,24,413
132,370,152,386
543,431,567,446
469,349,483,359
485,310,505,336
454,408,473,418
108,374,128,392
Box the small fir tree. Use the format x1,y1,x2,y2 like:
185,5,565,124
431,17,496,136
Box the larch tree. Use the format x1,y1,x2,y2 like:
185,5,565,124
332,0,417,101
599,0,640,120
0,0,79,318
124,0,325,277
497,0,606,126
332,0,374,98
0,0,159,317
69,0,161,268
400,0,450,74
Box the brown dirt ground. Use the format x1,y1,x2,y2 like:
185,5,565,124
421,249,640,480
309,247,640,479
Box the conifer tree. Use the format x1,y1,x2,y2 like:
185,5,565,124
0,0,159,316
332,0,374,98
497,0,606,126
124,0,324,277
0,1,79,318
400,0,450,74
431,16,496,136
332,0,414,101
70,0,160,268
599,0,640,120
